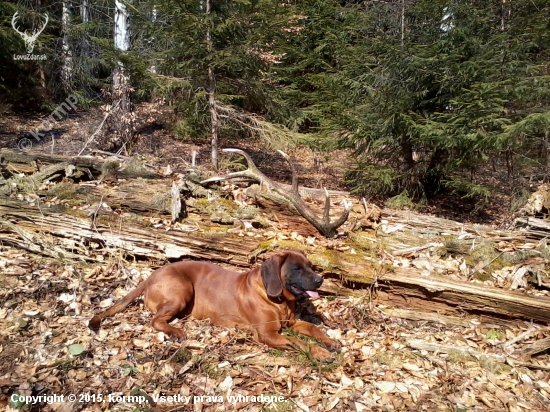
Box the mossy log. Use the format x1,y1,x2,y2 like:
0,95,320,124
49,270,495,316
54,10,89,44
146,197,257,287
0,149,178,216
308,250,550,324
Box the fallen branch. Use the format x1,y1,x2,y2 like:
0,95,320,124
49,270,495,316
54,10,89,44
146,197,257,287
520,336,550,357
380,308,503,329
407,339,506,362
78,102,119,156
407,339,550,371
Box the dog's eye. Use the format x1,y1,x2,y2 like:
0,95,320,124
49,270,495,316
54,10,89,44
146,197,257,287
293,264,302,271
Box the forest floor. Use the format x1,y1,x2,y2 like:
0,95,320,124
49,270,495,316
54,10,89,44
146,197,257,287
1,106,550,412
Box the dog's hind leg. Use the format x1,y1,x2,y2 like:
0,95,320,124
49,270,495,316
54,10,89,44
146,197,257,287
145,275,194,340
150,304,187,339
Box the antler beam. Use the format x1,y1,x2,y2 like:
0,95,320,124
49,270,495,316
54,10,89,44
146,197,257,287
201,149,351,238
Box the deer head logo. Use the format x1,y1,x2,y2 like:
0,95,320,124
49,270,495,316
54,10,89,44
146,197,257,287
11,12,49,54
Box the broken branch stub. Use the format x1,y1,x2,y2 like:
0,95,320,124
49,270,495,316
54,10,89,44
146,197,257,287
201,148,351,238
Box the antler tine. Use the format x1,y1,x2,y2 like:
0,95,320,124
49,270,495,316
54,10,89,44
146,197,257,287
322,188,351,229
200,148,272,187
222,148,256,171
11,12,24,35
277,150,298,193
323,188,331,224
33,13,48,37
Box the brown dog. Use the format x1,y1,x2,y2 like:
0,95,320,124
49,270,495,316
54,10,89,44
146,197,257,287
89,250,340,360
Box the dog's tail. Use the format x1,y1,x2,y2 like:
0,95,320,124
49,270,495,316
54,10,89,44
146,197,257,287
89,282,147,331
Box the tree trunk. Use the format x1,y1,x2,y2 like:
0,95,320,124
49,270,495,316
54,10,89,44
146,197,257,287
61,2,73,91
206,0,219,170
399,135,415,172
149,6,158,74
424,148,447,194
105,0,134,153
79,0,91,68
400,0,405,47
80,0,90,22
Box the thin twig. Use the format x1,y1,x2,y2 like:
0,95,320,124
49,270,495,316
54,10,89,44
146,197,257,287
77,102,119,156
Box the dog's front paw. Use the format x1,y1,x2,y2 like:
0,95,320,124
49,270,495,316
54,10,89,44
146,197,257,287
324,338,341,353
167,329,186,342
310,345,335,362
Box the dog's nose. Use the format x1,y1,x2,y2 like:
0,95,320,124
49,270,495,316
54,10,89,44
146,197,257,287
314,277,323,287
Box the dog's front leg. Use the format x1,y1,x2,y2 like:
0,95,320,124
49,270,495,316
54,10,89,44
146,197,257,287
257,326,335,361
290,320,341,352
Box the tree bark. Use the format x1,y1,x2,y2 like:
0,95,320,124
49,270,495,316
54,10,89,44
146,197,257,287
399,135,415,172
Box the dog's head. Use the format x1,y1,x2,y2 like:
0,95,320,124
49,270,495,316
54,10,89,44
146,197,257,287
261,250,323,301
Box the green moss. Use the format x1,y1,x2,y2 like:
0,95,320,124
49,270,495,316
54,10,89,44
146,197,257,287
309,249,342,271
47,182,87,200
200,226,231,237
64,208,88,218
252,216,271,228
478,356,512,374
139,218,153,227
501,249,543,265
372,351,409,367
192,198,210,211
309,247,386,284
464,242,507,276
348,232,377,251
251,239,279,260
276,239,307,251
172,347,193,364
446,350,476,365
385,190,421,209
95,214,122,226
295,349,342,372
486,329,506,341
203,360,223,379
233,205,258,220
474,272,492,282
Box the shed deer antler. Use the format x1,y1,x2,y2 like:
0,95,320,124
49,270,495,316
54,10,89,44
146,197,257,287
202,148,351,238
11,12,49,54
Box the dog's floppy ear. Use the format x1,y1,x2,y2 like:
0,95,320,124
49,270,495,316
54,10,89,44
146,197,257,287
261,253,287,299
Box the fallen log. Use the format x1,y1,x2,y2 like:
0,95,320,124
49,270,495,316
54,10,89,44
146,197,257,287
383,209,526,243
520,336,550,357
514,217,550,240
379,308,505,329
407,339,550,371
0,197,256,266
0,148,121,177
2,197,550,325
